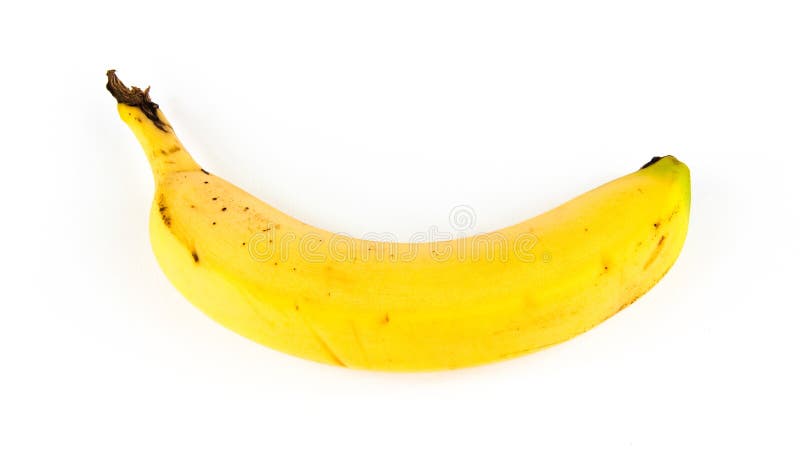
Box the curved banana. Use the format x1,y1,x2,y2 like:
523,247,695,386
107,70,691,371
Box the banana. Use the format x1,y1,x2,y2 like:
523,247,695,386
107,70,691,371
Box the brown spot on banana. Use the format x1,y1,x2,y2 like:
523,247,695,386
157,194,171,227
643,235,667,270
668,207,680,221
640,156,664,169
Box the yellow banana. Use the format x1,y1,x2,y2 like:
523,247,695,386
107,70,691,371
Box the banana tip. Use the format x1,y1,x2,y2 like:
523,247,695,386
106,70,169,132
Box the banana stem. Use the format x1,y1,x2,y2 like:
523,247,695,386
106,70,169,132
107,70,200,180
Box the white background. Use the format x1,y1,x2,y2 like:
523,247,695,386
1,1,798,464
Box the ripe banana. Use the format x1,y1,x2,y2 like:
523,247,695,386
107,70,691,371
